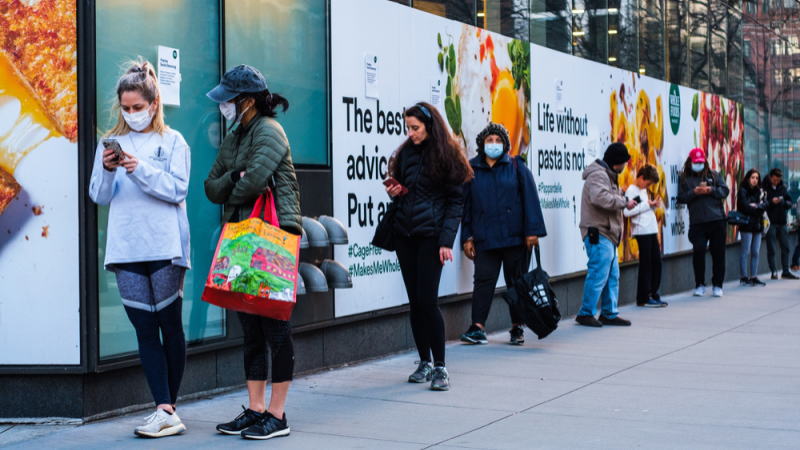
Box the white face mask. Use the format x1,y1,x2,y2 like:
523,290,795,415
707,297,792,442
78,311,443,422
691,163,705,173
219,102,237,122
122,108,153,132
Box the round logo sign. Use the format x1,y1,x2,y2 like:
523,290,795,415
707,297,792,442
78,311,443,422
669,84,680,135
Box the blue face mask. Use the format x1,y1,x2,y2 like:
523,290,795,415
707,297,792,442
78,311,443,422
484,143,504,159
691,163,705,173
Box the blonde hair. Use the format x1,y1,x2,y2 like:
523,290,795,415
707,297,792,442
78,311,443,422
106,58,168,136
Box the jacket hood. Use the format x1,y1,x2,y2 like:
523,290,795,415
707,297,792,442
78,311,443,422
582,159,614,180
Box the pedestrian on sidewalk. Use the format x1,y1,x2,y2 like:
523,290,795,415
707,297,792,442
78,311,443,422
88,59,191,438
623,165,668,307
385,102,472,391
737,169,767,287
205,65,301,440
677,147,730,298
576,143,636,327
762,168,798,280
791,196,800,272
459,123,547,346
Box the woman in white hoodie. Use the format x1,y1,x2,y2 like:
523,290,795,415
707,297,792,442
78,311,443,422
624,165,668,308
88,60,191,438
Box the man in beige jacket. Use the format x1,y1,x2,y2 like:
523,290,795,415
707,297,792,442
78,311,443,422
576,143,636,327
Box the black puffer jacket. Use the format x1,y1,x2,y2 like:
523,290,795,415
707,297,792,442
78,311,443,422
762,180,792,226
392,140,465,248
677,170,729,225
736,186,765,233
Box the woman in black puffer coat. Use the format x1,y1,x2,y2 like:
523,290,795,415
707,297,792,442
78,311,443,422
737,169,766,286
385,102,472,391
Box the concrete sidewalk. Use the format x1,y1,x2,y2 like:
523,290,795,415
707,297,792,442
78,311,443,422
3,278,800,449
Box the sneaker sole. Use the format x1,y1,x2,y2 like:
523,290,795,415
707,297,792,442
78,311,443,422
242,428,290,440
509,341,524,346
135,423,186,438
408,375,433,383
430,385,450,391
217,428,244,435
460,336,488,345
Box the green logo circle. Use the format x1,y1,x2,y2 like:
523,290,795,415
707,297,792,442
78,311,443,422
669,84,681,135
173,50,178,59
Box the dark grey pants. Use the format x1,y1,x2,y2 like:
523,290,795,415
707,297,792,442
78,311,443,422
765,225,790,273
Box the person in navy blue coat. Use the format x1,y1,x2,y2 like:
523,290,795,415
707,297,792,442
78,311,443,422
459,123,547,346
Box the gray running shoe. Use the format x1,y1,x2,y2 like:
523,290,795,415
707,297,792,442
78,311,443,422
430,366,450,391
408,361,434,383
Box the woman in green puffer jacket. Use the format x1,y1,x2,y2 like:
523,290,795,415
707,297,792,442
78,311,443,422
204,65,299,441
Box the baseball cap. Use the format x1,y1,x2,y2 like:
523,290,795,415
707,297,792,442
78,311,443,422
689,147,706,163
207,64,268,103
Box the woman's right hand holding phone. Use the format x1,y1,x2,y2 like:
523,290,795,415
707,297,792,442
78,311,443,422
102,149,121,171
386,183,404,197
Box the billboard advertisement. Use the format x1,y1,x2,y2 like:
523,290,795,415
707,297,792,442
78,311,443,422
0,0,80,364
331,0,744,317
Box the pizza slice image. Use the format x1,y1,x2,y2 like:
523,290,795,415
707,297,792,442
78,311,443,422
0,0,77,214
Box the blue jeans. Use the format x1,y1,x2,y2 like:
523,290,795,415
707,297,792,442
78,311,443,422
580,235,619,319
739,231,762,278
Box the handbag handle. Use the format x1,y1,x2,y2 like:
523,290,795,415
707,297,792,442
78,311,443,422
248,190,281,227
534,244,542,269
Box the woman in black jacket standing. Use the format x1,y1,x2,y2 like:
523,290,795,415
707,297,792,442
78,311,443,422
677,147,730,298
385,102,472,391
737,169,766,286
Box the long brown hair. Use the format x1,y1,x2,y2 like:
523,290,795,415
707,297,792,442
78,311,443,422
106,59,167,136
388,102,473,185
741,169,761,194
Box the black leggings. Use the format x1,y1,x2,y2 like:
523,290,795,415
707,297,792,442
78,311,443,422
471,245,527,325
634,234,662,302
124,300,186,406
238,312,295,383
395,236,446,366
688,220,727,288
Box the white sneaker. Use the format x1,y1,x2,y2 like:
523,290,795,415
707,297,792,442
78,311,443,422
712,286,723,297
134,409,186,438
693,285,706,296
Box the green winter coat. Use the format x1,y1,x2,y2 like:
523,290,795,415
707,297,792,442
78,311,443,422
204,116,302,234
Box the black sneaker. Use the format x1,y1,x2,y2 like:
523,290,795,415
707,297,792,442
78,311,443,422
241,412,290,440
651,293,662,301
750,277,766,286
638,299,667,308
408,361,434,383
216,406,263,435
740,277,752,286
771,272,779,280
430,366,450,391
575,315,602,327
509,326,525,345
781,271,799,280
599,315,632,326
460,325,488,345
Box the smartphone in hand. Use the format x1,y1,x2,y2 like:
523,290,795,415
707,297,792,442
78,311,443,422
102,139,125,162
383,177,408,196
633,196,642,204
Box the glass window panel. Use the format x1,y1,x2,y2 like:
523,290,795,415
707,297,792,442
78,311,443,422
414,0,477,24
638,0,665,79
727,7,744,103
665,0,689,85
482,0,531,41
96,0,225,358
572,0,609,64
708,0,728,95
609,0,638,72
224,0,329,166
531,0,572,53
688,0,710,91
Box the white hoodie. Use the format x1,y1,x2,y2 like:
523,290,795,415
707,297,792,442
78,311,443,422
89,129,191,270
623,184,658,236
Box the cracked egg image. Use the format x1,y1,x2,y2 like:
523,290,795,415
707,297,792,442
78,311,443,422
0,0,77,215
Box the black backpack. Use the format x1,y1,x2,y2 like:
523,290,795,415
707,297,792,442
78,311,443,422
504,246,561,339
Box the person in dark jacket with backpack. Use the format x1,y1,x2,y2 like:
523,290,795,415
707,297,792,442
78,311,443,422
737,169,766,286
459,123,546,346
762,168,798,280
677,147,729,297
385,102,472,391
